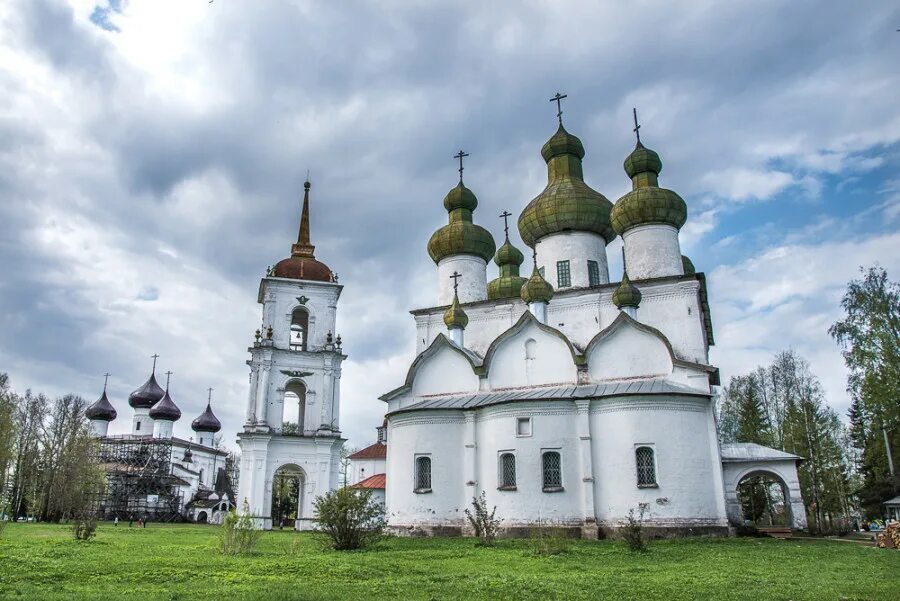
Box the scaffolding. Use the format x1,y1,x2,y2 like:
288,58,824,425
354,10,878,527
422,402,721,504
94,435,186,522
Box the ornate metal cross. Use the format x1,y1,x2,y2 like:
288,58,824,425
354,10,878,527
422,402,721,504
550,92,567,125
454,150,469,182
151,353,160,372
450,270,462,295
103,372,111,392
632,107,641,144
164,370,173,389
499,210,512,239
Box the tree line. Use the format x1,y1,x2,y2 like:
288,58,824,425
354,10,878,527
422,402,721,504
0,375,104,522
717,266,899,531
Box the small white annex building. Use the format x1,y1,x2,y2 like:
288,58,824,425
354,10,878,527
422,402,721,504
377,110,807,537
237,180,345,530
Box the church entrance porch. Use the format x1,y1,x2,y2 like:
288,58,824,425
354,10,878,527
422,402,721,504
271,464,305,530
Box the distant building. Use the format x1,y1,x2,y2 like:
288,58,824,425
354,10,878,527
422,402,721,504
85,366,233,523
349,422,387,505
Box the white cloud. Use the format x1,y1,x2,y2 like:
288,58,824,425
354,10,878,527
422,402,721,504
699,168,795,203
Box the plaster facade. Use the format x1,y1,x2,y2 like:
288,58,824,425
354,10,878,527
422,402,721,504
535,231,610,289
437,255,488,304
622,224,683,280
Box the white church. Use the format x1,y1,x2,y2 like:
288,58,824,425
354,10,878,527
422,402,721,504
237,104,807,537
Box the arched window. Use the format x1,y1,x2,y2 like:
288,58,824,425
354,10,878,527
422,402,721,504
414,456,432,492
199,468,205,486
525,339,536,360
499,453,516,490
290,308,310,351
542,451,562,491
635,446,657,487
282,381,307,434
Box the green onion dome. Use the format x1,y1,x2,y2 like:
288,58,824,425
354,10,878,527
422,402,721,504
427,182,496,264
443,292,469,329
612,271,642,309
521,264,554,304
681,255,696,275
611,142,687,235
517,124,616,247
488,238,528,300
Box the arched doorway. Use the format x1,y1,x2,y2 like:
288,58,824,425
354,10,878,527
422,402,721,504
735,470,792,528
282,381,307,435
197,511,208,523
271,464,305,529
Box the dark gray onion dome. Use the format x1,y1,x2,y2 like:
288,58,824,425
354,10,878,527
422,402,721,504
128,372,165,409
191,403,221,433
85,390,117,422
148,390,181,421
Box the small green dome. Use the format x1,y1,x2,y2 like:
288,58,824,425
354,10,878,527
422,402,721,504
494,239,524,267
443,182,478,212
518,124,615,247
521,265,554,304
623,142,662,179
611,142,687,235
443,293,469,329
488,238,527,300
681,255,696,275
427,182,496,264
612,272,642,309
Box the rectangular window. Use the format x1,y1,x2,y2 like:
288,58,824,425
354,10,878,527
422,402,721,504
542,450,563,492
516,417,532,437
135,421,141,432
414,455,432,493
636,446,657,487
499,453,517,490
556,260,571,288
587,260,600,287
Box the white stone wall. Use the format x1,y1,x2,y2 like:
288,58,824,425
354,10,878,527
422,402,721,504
410,345,479,398
437,255,487,305
258,278,342,352
132,407,150,435
535,231,609,289
587,323,673,381
385,396,728,532
413,277,709,365
386,412,467,528
591,396,727,529
90,420,109,437
622,224,683,280
486,320,578,389
153,419,174,439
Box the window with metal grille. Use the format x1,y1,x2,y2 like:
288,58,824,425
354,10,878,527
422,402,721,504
587,260,600,286
415,456,432,492
542,451,562,491
556,260,571,288
636,446,657,487
499,453,516,489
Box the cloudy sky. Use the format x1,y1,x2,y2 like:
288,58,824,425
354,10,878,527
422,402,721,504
1,1,898,451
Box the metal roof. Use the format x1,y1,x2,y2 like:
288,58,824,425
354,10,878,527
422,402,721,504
719,442,803,463
390,379,708,415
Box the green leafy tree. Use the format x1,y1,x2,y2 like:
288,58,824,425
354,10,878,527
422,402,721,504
830,266,900,517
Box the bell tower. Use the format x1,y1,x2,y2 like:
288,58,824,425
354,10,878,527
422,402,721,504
237,180,346,530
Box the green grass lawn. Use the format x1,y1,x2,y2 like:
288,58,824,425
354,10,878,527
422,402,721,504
0,523,896,600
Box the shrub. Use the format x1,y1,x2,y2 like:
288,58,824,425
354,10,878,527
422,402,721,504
72,515,98,541
464,491,501,547
220,505,263,555
530,522,571,556
623,504,648,552
314,487,385,550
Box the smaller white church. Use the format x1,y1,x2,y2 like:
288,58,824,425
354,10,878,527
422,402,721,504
85,364,233,523
375,106,807,537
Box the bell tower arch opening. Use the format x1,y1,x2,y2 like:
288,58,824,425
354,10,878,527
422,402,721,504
282,380,307,435
290,307,310,351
